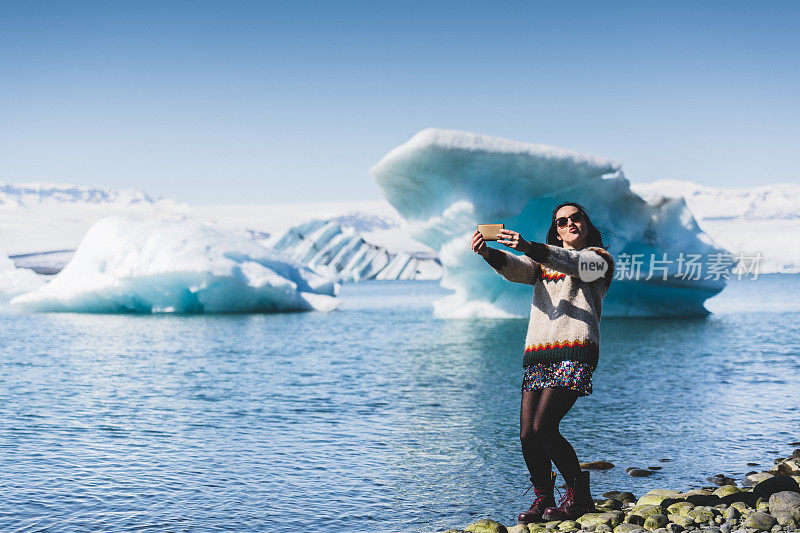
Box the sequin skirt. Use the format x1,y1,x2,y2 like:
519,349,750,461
521,360,594,396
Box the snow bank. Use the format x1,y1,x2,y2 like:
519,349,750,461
11,217,338,314
0,253,45,299
370,128,728,317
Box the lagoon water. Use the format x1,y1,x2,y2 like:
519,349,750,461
1,275,799,532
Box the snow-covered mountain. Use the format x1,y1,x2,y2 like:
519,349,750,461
0,182,178,208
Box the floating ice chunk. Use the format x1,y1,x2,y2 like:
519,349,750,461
371,128,728,317
273,218,441,281
0,252,45,299
11,216,338,314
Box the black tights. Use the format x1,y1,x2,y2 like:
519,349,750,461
520,387,581,487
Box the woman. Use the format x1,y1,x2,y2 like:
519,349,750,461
470,202,614,523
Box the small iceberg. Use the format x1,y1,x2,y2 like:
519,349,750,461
11,216,339,314
273,218,442,281
0,252,45,299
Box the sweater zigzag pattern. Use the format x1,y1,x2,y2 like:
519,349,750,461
484,244,614,369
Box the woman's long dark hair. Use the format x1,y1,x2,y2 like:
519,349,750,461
545,201,607,250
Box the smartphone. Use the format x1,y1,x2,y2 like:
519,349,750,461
477,224,504,241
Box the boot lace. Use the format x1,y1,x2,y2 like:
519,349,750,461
556,486,576,510
522,483,562,500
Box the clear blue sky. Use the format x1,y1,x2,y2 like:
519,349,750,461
1,1,798,204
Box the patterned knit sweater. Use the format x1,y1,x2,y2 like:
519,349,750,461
484,243,615,368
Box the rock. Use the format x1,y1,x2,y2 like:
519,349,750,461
609,512,626,527
686,494,721,507
613,525,645,533
715,486,743,498
579,513,615,529
724,507,742,520
748,463,760,467
666,524,684,533
633,506,668,519
545,522,562,530
643,515,668,531
753,476,800,500
742,512,777,531
638,492,683,507
666,502,696,515
659,499,685,511
672,517,694,529
617,493,638,504
557,520,580,531
794,449,800,459
730,502,750,514
772,512,797,528
602,499,623,510
649,467,663,471
651,490,685,497
441,530,467,533
508,527,528,533
744,473,774,487
720,523,733,533
768,490,800,517
466,519,509,533
629,470,655,477
582,461,616,470
770,459,800,476
709,475,738,486
687,508,714,525
681,490,713,497
604,492,622,498
625,515,646,526
720,491,756,507
652,529,668,533
596,525,613,532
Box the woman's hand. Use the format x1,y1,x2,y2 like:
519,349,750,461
471,230,488,257
497,229,531,253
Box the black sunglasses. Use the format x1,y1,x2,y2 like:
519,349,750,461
555,211,583,228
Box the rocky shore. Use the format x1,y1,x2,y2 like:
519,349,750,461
440,447,800,533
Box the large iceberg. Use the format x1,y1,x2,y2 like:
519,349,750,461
11,217,338,314
370,128,729,317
